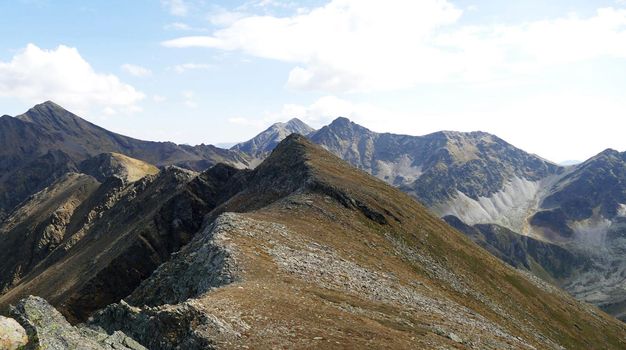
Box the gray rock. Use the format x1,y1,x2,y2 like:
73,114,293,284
9,295,146,350
0,316,28,350
448,332,463,343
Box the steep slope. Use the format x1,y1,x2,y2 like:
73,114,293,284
0,151,167,294
0,173,101,292
518,149,626,320
231,118,314,161
443,215,590,284
0,102,249,217
0,164,219,322
79,135,626,349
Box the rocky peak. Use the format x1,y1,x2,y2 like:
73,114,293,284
284,117,312,130
231,118,314,159
17,101,86,133
321,116,373,137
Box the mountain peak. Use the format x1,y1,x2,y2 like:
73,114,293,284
329,116,352,126
17,101,83,127
37,100,63,109
599,148,620,156
26,100,69,116
285,117,308,127
231,118,314,159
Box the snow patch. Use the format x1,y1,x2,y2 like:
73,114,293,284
618,204,626,217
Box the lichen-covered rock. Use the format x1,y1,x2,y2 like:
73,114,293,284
9,295,146,350
0,316,28,350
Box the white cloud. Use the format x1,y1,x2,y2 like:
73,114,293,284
152,94,167,103
172,63,212,73
162,0,188,16
182,90,197,108
0,44,144,113
165,22,192,31
163,1,626,93
208,9,248,26
121,63,152,77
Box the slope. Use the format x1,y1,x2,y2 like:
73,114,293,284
83,135,626,349
0,163,216,323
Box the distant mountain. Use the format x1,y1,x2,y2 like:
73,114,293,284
234,116,626,320
231,118,314,161
10,135,622,349
308,117,559,207
0,101,249,217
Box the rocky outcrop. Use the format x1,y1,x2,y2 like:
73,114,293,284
127,214,239,307
87,213,244,349
8,296,145,350
0,316,28,350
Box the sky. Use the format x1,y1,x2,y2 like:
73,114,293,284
1,0,626,163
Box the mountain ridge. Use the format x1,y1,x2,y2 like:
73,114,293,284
0,101,250,217
1,110,626,347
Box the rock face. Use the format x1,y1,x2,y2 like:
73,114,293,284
0,101,249,217
82,136,626,349
231,118,314,161
307,117,559,205
0,316,28,350
9,296,145,350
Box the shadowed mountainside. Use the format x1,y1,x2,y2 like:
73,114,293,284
0,101,249,217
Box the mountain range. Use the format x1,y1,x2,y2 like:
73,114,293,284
0,101,248,220
233,114,626,322
1,102,626,348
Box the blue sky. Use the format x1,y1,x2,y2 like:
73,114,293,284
1,0,626,162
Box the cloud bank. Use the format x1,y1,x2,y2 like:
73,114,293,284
0,44,144,114
163,0,626,92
